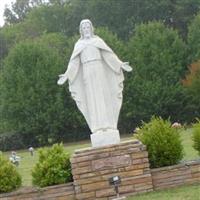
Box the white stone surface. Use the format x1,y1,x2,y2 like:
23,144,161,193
58,19,132,146
90,129,120,147
112,197,126,200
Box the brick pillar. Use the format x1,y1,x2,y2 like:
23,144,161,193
71,139,153,200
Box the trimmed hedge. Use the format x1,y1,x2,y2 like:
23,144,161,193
32,143,72,187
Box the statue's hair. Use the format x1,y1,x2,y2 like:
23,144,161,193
79,19,94,39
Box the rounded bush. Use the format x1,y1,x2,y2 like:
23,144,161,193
0,153,22,193
135,116,184,168
32,143,72,187
192,120,200,156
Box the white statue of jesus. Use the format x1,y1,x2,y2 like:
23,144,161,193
58,19,132,147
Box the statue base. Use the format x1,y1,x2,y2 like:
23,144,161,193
90,129,120,147
112,196,126,200
71,139,153,200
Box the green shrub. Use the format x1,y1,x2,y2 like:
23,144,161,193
32,143,72,187
192,120,200,156
135,116,184,168
0,153,22,193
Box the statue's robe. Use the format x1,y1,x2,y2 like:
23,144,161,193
65,36,124,133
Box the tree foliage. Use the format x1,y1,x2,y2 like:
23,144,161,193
63,0,200,40
0,33,9,64
182,61,200,118
4,0,44,25
124,22,187,128
25,4,70,34
4,0,200,40
188,13,200,63
0,39,87,145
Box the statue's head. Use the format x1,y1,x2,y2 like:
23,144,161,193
79,19,94,39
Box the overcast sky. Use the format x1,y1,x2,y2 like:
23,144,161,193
0,0,16,27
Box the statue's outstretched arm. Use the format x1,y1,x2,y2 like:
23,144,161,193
121,62,132,72
57,73,68,85
102,50,132,73
57,56,80,85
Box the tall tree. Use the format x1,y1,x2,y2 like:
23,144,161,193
0,32,9,66
4,0,199,39
25,4,70,34
48,0,70,6
4,0,45,24
123,22,187,130
0,39,81,145
68,0,200,40
182,61,200,119
188,13,200,63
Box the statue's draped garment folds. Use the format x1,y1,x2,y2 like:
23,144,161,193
66,36,124,133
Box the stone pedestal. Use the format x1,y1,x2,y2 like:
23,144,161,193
112,197,126,200
90,130,120,147
71,140,153,200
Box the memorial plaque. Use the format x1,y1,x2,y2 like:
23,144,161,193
92,155,132,170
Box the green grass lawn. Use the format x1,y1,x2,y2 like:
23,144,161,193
127,184,200,200
181,128,199,161
4,141,91,186
3,128,199,187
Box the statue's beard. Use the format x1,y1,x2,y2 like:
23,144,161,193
83,33,92,39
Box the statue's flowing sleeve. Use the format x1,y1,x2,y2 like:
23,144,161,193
66,56,80,83
94,37,123,74
101,50,123,74
66,45,90,127
97,40,125,122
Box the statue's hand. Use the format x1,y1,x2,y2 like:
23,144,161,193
57,74,68,85
121,62,132,72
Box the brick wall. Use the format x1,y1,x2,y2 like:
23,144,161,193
0,183,75,200
151,160,200,190
0,144,199,200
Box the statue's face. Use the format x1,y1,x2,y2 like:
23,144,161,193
81,22,92,39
